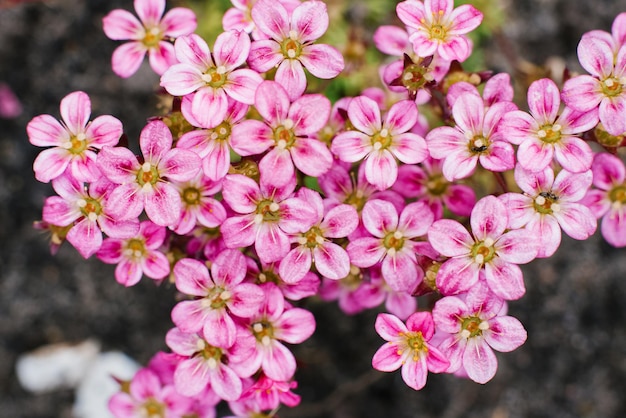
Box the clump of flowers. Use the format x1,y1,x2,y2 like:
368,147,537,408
28,0,626,416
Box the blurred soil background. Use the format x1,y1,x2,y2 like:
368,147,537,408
1,0,626,417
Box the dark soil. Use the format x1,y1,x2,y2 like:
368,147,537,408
1,1,626,417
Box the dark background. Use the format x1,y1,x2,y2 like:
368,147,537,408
1,1,626,417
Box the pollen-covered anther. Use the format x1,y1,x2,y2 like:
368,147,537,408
283,118,294,130
297,236,308,245
253,214,264,224
277,139,287,149
219,290,231,300
87,212,98,222
61,141,73,149
535,195,546,205
393,231,403,240
387,247,397,257
473,138,484,148
210,132,219,140
196,339,206,351
141,162,151,172
479,321,489,331
379,128,389,138
403,72,414,81
460,329,471,339
142,183,153,193
464,131,474,140
207,357,218,369
373,142,382,151
474,253,484,264
253,323,263,333
216,65,226,75
218,127,228,136
287,49,296,58
261,335,271,346
77,199,87,208
269,202,280,212
551,203,561,213
315,235,325,245
483,237,494,247
288,30,298,40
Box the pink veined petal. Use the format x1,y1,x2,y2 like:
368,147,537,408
248,40,283,72
42,196,79,226
274,307,316,344
203,140,231,181
192,87,229,129
499,110,537,145
513,164,553,195
290,138,333,177
140,120,172,162
313,242,351,280
483,72,514,105
228,283,265,317
385,100,418,134
553,203,597,240
399,201,434,238
409,32,439,58
364,149,398,190
279,246,312,284
553,169,593,202
613,12,626,45
435,257,479,295
173,258,212,296
171,300,206,333
142,250,170,280
255,223,290,264
67,218,103,258
203,309,237,349
212,248,247,285
438,34,472,62
484,258,525,300
144,183,181,226
210,363,242,401
254,80,290,125
470,195,508,240
27,114,68,147
299,44,344,79
275,59,307,101
495,229,537,264
396,0,426,30
444,184,476,217
160,64,205,96
373,25,409,56
134,0,165,26
484,316,527,353
527,78,560,124
517,138,554,172
577,30,616,77
580,189,610,219
66,154,99,185
96,239,123,264
463,339,497,384
592,152,626,189
148,41,176,76
258,148,296,188
432,295,466,334
108,393,135,418
382,251,419,292
174,357,210,397
553,135,593,173
224,68,263,105
33,147,70,183
159,148,200,181
362,199,399,237
272,196,317,233
425,0,453,18
213,29,251,70
438,335,465,373
130,368,162,400
425,126,466,158
174,34,213,69
426,345,451,374
347,237,386,268
347,96,382,135
441,150,478,181
601,208,626,247
102,9,143,40
59,91,90,135
291,0,328,42
160,7,197,37
165,327,201,357
230,119,273,156
322,204,359,238
427,218,473,256
401,355,428,390
453,93,484,135
115,258,143,287
330,130,372,162
561,75,603,112
261,341,297,381
85,115,123,148
251,0,289,41
526,215,562,258
391,132,428,164
372,343,403,372
599,96,626,136
557,106,599,135
111,42,147,78
290,94,331,135
375,312,407,341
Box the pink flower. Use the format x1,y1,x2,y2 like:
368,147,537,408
0,82,22,119
248,0,344,100
500,165,597,258
372,312,449,390
102,0,197,77
96,220,170,287
396,0,483,62
108,368,192,418
165,326,252,401
171,250,265,349
562,14,626,136
177,97,248,181
238,374,300,411
240,283,316,382
169,172,227,235
42,174,139,258
97,120,201,227
223,0,301,40
428,195,537,300
160,31,262,128
432,282,527,384
392,157,476,219
219,173,317,264
27,91,122,183
278,188,358,283
426,92,516,181
347,199,435,293
247,258,321,301
501,78,598,173
331,96,429,190
230,80,333,189
581,152,626,247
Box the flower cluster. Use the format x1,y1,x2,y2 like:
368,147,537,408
28,0,626,416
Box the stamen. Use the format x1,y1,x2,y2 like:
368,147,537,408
141,162,151,172
283,119,294,130
88,212,98,222
261,335,271,346
269,202,280,212
254,214,264,224
77,199,87,208
535,195,546,205
479,321,489,330
253,323,263,333
460,329,471,339
483,237,494,247
216,65,226,75
219,290,231,300
537,129,547,138
207,357,218,369
475,254,484,264
551,203,560,213
379,128,389,138
393,231,403,239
